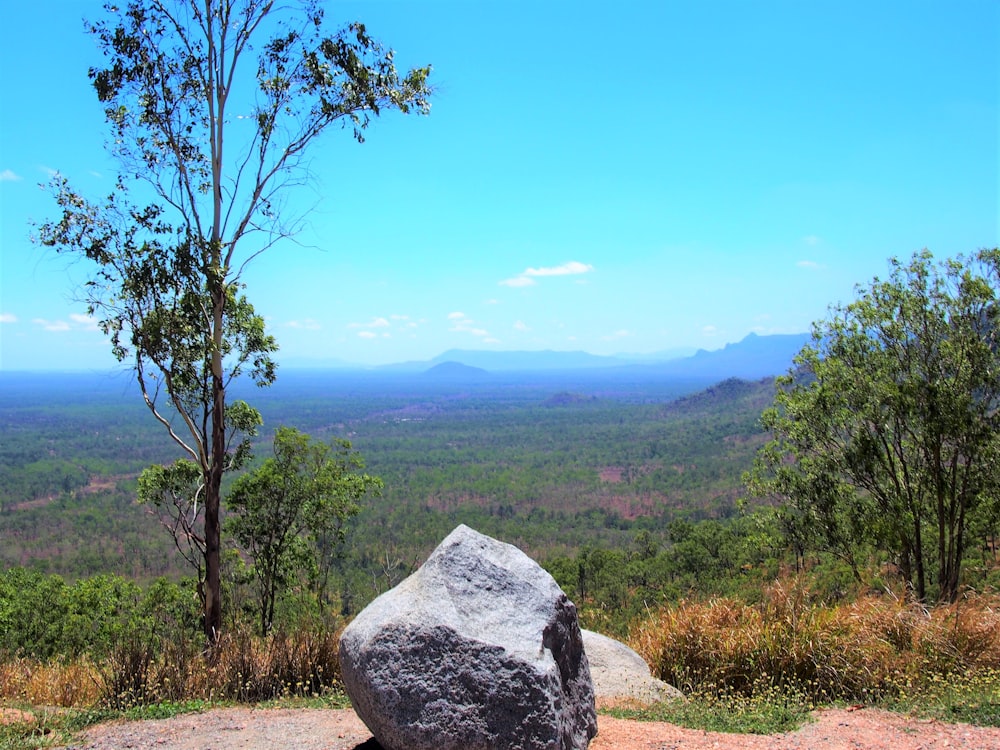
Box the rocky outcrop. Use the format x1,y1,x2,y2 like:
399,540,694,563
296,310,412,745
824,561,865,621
339,524,597,750
582,629,684,706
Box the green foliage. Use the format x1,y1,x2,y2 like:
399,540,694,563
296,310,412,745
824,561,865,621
888,669,1000,727
0,370,776,594
608,686,813,735
0,569,199,660
137,459,210,592
227,427,381,635
0,569,69,659
544,514,785,635
6,365,1000,631
747,249,1000,603
0,707,116,750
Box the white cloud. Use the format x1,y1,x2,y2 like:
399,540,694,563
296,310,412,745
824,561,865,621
69,313,100,331
31,315,103,332
702,325,719,336
524,261,594,277
349,316,390,329
802,235,822,246
287,318,321,330
601,329,632,341
0,169,21,182
499,276,536,288
796,260,823,270
33,318,71,332
357,330,378,339
513,320,530,332
500,260,593,288
0,313,17,323
448,312,491,340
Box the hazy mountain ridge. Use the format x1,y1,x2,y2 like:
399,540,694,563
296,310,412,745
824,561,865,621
647,332,810,380
3,333,809,384
406,332,810,381
422,361,491,380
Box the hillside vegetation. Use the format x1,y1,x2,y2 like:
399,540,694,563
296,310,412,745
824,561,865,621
0,371,768,589
4,367,1000,747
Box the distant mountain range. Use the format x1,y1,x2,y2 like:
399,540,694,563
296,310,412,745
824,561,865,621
393,349,626,372
388,332,810,381
644,332,811,380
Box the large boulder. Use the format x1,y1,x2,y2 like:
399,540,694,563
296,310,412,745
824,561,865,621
581,629,684,706
339,524,598,750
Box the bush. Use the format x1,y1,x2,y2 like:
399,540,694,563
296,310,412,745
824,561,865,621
0,569,201,660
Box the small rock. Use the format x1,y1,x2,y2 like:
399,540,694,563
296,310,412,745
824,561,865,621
582,629,684,706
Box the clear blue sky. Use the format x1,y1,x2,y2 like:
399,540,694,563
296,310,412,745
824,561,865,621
1,1,998,371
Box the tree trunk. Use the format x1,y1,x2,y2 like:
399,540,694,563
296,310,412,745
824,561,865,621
939,495,967,604
899,542,913,598
913,519,926,602
204,291,226,644
204,475,222,643
936,475,951,603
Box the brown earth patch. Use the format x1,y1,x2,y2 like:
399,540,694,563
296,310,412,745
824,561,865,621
0,707,36,726
58,705,1000,750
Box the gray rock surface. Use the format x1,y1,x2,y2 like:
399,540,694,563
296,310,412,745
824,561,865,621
339,524,597,750
581,629,684,705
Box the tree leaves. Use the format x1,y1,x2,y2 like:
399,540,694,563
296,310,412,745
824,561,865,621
226,427,381,635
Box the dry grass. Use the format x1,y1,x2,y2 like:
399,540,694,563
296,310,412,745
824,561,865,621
5,584,1000,722
0,657,102,707
0,624,345,711
629,580,1000,705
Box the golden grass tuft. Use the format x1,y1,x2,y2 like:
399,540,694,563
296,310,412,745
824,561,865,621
0,657,101,707
0,623,346,711
630,581,1000,705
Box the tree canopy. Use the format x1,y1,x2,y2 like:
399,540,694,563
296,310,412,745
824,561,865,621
227,427,381,636
746,249,1000,603
35,0,431,641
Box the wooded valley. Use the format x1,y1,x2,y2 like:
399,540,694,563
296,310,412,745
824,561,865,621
0,370,779,624
6,358,1000,636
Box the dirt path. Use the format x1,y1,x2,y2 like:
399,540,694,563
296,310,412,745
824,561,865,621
58,705,1000,749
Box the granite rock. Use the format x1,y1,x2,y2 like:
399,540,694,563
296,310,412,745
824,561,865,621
339,525,597,750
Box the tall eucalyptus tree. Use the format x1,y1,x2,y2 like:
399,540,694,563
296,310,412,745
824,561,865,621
37,0,431,641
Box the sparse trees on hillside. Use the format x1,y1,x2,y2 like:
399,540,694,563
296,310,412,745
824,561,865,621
35,0,431,642
746,249,1000,603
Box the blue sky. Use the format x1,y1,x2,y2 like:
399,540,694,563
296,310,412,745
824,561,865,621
1,1,997,371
